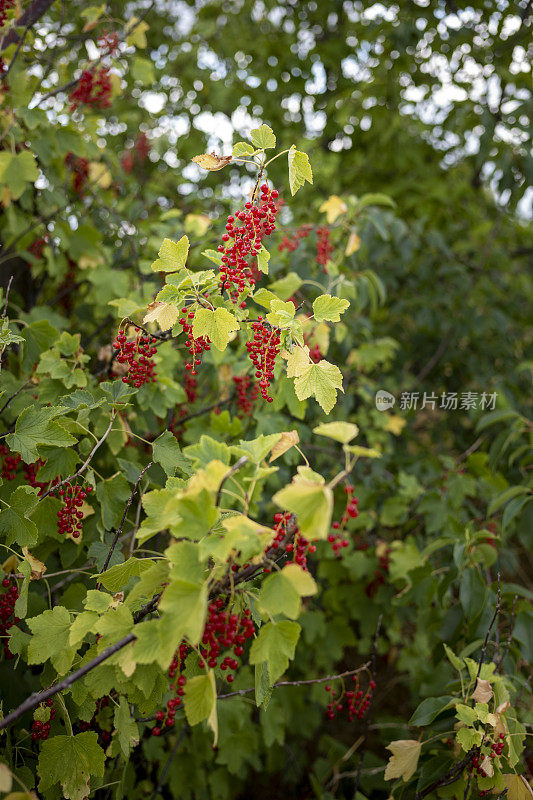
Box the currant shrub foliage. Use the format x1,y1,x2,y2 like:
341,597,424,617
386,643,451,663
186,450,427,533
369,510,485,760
0,4,531,800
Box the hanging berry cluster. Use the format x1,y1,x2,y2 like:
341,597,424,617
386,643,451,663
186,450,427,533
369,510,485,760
199,600,256,681
317,226,334,271
69,68,112,112
31,699,56,742
0,576,20,659
177,311,211,376
152,643,190,735
56,481,92,539
246,317,280,402
24,459,54,496
328,484,359,555
264,512,316,574
217,184,280,299
121,132,151,174
112,328,158,387
98,30,119,56
65,153,89,194
278,223,313,253
0,445,20,480
233,375,258,417
325,675,376,722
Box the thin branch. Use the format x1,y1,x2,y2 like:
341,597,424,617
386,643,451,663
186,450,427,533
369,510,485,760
215,456,248,506
415,749,478,799
176,395,234,426
4,21,32,75
474,573,501,687
0,378,32,416
0,0,55,51
218,664,371,700
353,614,382,794
39,413,115,500
150,724,189,800
96,462,152,587
495,594,518,672
1,276,13,318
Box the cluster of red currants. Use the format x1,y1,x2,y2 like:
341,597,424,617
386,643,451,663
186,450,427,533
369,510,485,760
177,311,211,376
196,600,255,684
233,375,258,417
65,152,89,194
31,699,55,741
112,328,158,387
217,184,280,299
184,373,198,404
308,343,323,364
265,512,316,573
328,484,359,554
56,481,92,538
0,0,14,28
0,576,19,659
0,444,20,480
27,234,49,264
316,226,334,271
365,547,391,598
278,223,313,253
325,676,376,722
69,68,112,112
152,643,189,735
246,317,281,402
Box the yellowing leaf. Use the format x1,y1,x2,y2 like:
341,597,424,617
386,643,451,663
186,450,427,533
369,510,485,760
288,146,313,196
503,775,533,800
312,294,350,323
346,230,361,255
143,301,180,332
0,764,12,793
127,18,150,48
282,563,317,596
293,360,344,414
273,478,333,540
88,162,112,189
192,307,239,351
384,740,422,783
192,152,232,171
319,195,347,224
151,236,189,273
250,124,276,150
479,756,494,777
266,299,295,328
346,444,382,459
285,346,312,378
270,430,299,462
472,678,493,703
313,421,359,444
21,548,46,580
383,415,406,435
2,555,18,573
184,670,218,743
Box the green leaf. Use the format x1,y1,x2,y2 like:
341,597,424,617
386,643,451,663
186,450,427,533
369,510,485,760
268,272,302,300
27,607,75,674
287,145,313,195
443,643,464,672
312,294,350,323
151,236,190,272
95,475,131,530
0,151,39,199
250,124,276,150
99,557,153,593
192,307,240,351
38,732,105,800
159,578,208,645
6,406,77,463
257,564,317,620
266,299,296,329
234,433,282,463
293,360,343,414
255,662,273,709
313,421,359,444
232,141,256,157
256,245,270,274
113,697,139,758
455,703,478,726
273,474,333,540
152,430,193,477
409,696,454,726
456,726,482,752
249,621,301,684
487,486,531,517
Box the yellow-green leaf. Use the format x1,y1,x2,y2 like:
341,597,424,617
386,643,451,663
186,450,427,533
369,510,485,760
288,146,313,195
192,307,240,351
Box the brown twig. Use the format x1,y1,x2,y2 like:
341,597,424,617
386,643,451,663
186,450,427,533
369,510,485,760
219,664,371,700
473,573,501,688
0,378,32,416
215,456,248,506
39,413,115,500
96,462,152,587
495,594,518,673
